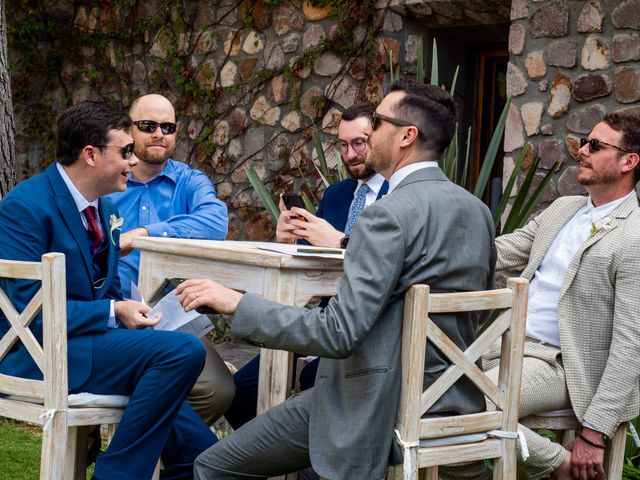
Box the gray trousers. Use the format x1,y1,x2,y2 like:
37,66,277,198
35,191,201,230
442,340,570,479
194,390,314,479
188,337,236,426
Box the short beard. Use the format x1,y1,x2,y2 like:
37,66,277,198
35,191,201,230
578,172,618,186
348,164,376,180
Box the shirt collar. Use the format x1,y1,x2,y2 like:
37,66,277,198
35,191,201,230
128,158,177,184
388,161,439,194
584,190,636,223
56,162,98,213
361,173,385,196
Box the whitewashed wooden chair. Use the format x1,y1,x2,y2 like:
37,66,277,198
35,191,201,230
0,253,160,479
389,277,528,480
521,410,628,480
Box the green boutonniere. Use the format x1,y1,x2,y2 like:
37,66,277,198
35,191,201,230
589,222,604,238
109,215,124,245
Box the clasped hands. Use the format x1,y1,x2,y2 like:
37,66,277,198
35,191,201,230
276,197,345,248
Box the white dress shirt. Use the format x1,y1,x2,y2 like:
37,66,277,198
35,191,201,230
526,190,635,346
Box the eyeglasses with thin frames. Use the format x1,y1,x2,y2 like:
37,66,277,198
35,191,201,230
372,112,427,140
133,120,177,135
96,142,136,159
580,137,631,154
336,137,368,155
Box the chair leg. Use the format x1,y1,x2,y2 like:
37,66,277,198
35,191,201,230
40,412,68,480
423,467,437,480
605,422,627,480
493,438,518,480
557,429,576,447
65,426,91,480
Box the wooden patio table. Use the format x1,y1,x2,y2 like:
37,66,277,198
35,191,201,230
133,237,344,415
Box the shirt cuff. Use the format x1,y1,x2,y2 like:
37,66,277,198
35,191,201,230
144,221,174,238
108,300,118,328
582,421,604,436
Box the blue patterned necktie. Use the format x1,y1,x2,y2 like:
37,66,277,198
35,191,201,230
345,183,370,234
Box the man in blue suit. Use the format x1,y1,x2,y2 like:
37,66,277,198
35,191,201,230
224,102,388,431
0,101,215,479
276,101,388,248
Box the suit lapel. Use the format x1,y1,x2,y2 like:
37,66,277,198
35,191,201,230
523,199,587,278
335,179,357,233
559,194,639,299
44,165,94,283
95,199,118,298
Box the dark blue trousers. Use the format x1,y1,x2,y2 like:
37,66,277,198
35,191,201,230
71,328,217,479
224,354,319,430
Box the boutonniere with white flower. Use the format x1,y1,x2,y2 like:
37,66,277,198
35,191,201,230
109,215,124,245
589,217,612,239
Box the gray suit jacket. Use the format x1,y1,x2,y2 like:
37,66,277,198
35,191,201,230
496,194,640,437
232,168,496,479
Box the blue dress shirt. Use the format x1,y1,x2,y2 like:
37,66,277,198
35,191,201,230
107,159,228,298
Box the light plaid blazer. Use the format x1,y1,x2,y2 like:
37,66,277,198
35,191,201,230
496,193,640,438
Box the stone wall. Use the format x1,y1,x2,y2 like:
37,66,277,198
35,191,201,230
7,0,424,240
505,0,640,208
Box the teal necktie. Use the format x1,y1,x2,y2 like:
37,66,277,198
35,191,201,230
345,184,370,234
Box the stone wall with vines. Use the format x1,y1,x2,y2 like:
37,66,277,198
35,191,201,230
7,0,423,239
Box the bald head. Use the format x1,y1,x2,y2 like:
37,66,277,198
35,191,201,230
129,94,177,170
129,94,176,122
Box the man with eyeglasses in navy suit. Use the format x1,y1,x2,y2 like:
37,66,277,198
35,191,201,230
107,94,235,428
0,101,216,479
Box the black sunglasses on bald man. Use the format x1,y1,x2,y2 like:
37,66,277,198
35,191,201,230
133,120,177,135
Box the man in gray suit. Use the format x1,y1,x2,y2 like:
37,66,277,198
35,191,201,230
178,79,496,479
460,110,640,480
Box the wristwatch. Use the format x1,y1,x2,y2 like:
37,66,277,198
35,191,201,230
340,235,350,249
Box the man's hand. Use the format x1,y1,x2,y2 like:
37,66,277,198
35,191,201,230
275,196,300,244
119,227,149,256
176,278,243,315
566,428,606,480
115,300,157,329
288,208,345,248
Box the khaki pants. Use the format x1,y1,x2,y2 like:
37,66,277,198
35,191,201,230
188,337,236,425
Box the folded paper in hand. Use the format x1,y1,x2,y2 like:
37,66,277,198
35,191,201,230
131,282,212,338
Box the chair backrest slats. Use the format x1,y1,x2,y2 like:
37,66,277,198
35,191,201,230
0,373,44,398
41,254,68,409
419,411,503,439
0,260,42,280
0,253,66,406
427,288,512,313
0,287,45,369
396,277,528,447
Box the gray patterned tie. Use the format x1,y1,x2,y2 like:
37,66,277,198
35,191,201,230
345,184,370,234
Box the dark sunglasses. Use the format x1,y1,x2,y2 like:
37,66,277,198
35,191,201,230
133,120,177,135
580,137,631,154
337,137,368,154
371,112,427,140
97,142,136,159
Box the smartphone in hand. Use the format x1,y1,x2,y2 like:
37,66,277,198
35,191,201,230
282,194,307,221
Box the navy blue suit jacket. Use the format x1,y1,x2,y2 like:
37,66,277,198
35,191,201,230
0,164,123,389
315,177,389,231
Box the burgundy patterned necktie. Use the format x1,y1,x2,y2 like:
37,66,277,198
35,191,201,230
83,206,104,254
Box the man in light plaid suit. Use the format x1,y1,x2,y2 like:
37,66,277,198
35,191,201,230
487,110,640,480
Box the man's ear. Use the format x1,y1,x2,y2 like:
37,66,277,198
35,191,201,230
400,126,420,147
622,152,640,174
81,145,97,167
